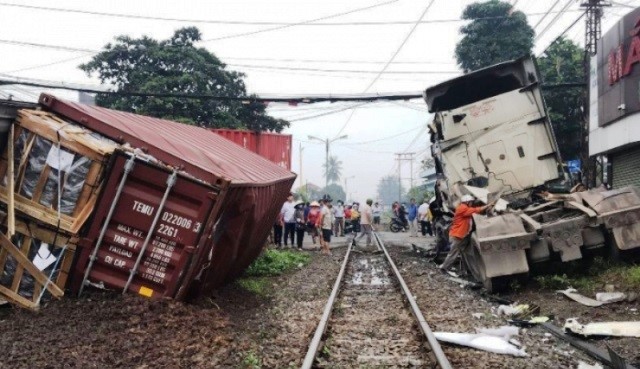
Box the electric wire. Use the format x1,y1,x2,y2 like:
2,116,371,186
0,2,588,26
226,63,459,74
202,0,399,42
534,0,574,42
334,0,437,138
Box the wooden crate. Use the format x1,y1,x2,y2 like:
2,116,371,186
0,217,77,309
0,109,118,234
0,109,118,309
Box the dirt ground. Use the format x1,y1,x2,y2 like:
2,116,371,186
0,248,346,369
383,235,640,369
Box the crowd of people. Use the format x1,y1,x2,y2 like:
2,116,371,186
273,193,386,255
274,190,497,274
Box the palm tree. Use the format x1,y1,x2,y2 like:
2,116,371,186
323,156,342,184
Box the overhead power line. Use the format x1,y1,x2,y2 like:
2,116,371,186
0,2,588,26
0,76,423,103
334,0,437,138
227,63,459,74
203,0,399,42
220,56,456,65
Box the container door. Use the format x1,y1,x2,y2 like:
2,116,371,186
72,152,219,298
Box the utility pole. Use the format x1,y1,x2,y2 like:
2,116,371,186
308,135,348,188
344,175,355,202
299,143,304,194
581,0,610,187
394,152,415,202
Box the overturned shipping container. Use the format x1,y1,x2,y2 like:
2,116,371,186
0,94,295,308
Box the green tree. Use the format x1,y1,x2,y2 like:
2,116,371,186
323,156,343,184
538,37,584,160
455,0,534,72
321,183,346,203
404,185,434,204
377,175,405,205
80,27,288,131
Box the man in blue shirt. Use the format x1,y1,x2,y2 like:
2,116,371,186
407,198,418,237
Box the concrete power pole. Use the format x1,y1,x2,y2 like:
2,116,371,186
581,0,610,187
299,143,304,191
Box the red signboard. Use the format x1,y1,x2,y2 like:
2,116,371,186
597,7,640,126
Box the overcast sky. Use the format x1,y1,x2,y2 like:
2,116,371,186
0,0,637,201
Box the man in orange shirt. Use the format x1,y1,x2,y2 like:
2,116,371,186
439,194,493,272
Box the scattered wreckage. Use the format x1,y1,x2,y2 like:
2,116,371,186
424,56,640,292
0,94,295,310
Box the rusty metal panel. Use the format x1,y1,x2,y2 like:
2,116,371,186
212,129,292,170
39,94,295,186
195,177,295,293
71,152,221,299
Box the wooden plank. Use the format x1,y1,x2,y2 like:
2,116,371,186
72,160,103,217
17,112,114,161
15,132,36,191
7,123,15,236
541,322,637,369
0,189,74,231
0,285,38,310
70,192,99,234
13,220,76,250
0,232,63,298
31,165,51,203
9,237,32,293
54,247,74,288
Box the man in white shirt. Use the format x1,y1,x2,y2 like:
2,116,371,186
280,193,296,248
417,199,432,237
319,196,334,255
333,200,345,237
353,199,374,247
372,201,382,231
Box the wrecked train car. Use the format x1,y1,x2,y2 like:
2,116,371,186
212,129,292,170
0,94,295,309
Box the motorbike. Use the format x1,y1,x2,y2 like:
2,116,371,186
389,216,408,233
344,218,361,235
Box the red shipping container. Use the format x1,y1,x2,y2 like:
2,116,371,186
212,129,292,170
38,94,296,299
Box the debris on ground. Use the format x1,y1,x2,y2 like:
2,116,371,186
577,361,604,369
434,326,527,357
596,292,627,304
557,288,605,307
564,318,640,338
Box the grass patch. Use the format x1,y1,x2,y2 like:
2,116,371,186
534,256,640,292
245,249,310,277
242,350,261,369
236,277,270,296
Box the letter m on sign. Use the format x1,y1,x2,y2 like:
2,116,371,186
609,46,624,85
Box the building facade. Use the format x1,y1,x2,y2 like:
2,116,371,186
590,7,640,188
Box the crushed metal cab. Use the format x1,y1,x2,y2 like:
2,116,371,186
425,56,640,291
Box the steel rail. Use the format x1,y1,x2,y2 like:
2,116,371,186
374,232,453,369
301,243,353,369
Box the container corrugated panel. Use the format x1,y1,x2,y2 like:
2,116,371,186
40,94,295,186
38,94,296,297
212,129,292,170
71,152,223,298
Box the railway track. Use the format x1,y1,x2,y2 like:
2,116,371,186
302,232,452,369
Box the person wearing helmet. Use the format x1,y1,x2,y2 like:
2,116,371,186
439,194,494,271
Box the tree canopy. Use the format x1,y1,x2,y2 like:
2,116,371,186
80,27,288,132
323,156,343,184
377,175,405,206
322,183,346,203
538,37,584,161
455,0,534,72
